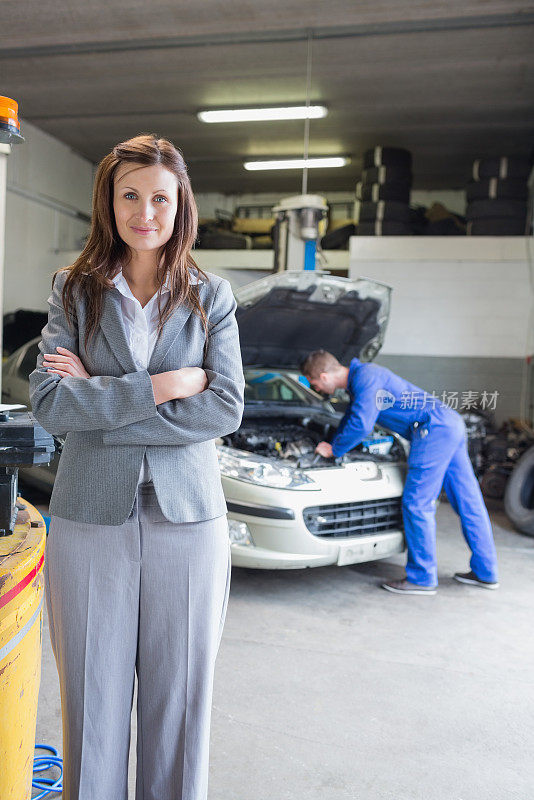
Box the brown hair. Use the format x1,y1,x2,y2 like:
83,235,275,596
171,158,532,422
300,349,340,379
55,133,209,353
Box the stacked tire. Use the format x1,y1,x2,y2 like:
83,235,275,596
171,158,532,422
356,147,412,235
465,157,532,235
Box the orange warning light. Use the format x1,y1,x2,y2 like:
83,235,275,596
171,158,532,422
0,96,24,144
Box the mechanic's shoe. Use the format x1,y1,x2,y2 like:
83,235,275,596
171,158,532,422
381,579,437,595
453,571,499,589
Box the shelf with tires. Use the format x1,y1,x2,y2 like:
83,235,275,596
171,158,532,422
356,147,413,236
465,157,532,236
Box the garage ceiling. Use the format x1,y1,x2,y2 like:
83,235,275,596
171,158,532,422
1,1,533,194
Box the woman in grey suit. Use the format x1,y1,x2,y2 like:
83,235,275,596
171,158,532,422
29,134,245,799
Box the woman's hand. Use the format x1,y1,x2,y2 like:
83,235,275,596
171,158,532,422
42,347,91,379
151,367,208,405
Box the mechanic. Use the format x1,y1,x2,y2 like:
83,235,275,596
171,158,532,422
300,350,499,595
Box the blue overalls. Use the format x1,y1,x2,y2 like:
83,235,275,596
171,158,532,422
331,358,498,587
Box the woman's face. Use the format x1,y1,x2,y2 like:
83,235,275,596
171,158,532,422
113,162,179,256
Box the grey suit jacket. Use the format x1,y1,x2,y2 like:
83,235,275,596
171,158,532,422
29,268,245,525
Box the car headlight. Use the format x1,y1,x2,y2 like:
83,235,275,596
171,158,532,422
217,447,317,490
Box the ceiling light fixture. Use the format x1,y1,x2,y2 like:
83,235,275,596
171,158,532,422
244,157,349,171
198,106,327,123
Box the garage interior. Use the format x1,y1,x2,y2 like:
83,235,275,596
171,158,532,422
1,2,534,798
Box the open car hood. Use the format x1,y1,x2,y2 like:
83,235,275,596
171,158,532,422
235,271,391,369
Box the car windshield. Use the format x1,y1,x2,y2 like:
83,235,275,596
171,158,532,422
244,370,320,405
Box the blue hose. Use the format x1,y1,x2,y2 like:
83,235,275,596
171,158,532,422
32,744,63,798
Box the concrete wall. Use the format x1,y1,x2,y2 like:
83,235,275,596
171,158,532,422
4,119,92,314
349,237,534,424
374,353,531,427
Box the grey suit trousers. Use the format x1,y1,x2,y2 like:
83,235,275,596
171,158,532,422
44,483,231,800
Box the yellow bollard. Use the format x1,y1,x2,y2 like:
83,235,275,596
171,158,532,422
0,498,46,800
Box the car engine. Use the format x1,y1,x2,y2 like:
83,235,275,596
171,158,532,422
228,421,321,460
221,417,406,468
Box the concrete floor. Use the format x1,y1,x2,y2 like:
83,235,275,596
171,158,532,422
33,500,534,800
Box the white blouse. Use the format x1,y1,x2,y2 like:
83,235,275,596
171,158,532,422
112,269,203,484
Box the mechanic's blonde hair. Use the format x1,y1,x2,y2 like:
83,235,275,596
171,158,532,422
300,350,341,379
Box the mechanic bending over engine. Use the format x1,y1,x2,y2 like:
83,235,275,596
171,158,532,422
300,350,499,595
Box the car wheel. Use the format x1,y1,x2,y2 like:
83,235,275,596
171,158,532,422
504,445,534,536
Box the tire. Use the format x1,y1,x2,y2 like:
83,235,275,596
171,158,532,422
472,157,531,181
426,218,466,236
321,223,357,250
466,178,528,203
363,146,412,170
466,199,528,220
481,466,509,500
485,437,509,462
466,218,529,235
359,201,411,223
362,166,412,185
504,445,534,536
197,227,250,249
357,182,411,203
357,221,411,235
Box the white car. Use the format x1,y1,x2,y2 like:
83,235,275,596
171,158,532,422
219,271,406,568
3,271,407,569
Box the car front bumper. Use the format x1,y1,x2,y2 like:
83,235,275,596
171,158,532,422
230,530,404,569
223,460,406,569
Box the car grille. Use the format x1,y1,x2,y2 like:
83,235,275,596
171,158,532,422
303,498,403,538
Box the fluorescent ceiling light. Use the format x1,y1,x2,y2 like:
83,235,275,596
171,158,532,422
198,106,327,123
244,157,349,171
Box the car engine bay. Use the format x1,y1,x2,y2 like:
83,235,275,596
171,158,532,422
221,416,406,468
